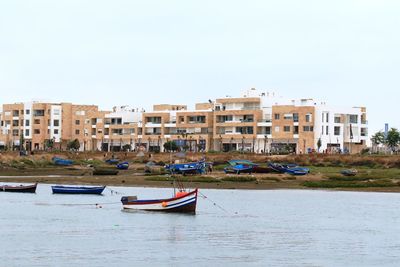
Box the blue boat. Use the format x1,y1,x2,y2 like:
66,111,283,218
165,161,207,175
52,157,73,166
51,185,106,195
117,162,129,170
268,162,309,176
224,160,257,174
105,159,119,165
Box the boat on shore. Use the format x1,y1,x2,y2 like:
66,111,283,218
52,185,106,194
116,162,129,170
93,168,119,176
223,160,255,174
52,157,73,166
268,162,309,176
341,169,358,176
0,183,38,193
165,161,208,175
121,188,198,214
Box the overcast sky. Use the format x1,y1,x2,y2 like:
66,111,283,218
0,0,399,135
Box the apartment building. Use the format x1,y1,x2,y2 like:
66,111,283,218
0,102,108,151
0,89,368,154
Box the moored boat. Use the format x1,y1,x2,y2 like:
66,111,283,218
0,183,37,193
52,185,106,194
121,188,198,214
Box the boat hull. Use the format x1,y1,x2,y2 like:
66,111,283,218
52,186,106,194
121,189,198,214
0,183,37,193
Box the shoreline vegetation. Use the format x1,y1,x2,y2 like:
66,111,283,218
2,151,400,193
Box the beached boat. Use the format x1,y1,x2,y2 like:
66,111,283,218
0,183,37,193
165,161,207,175
341,169,358,176
116,162,129,170
93,168,119,176
121,188,198,214
268,162,309,176
224,160,256,174
52,185,106,194
105,159,119,165
53,157,73,166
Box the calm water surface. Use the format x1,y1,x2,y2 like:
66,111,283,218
1,185,400,266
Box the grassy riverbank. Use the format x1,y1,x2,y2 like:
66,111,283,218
1,152,400,192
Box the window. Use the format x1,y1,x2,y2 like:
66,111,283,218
303,126,314,132
53,109,60,115
293,126,299,134
25,109,30,115
284,126,291,132
33,110,45,117
334,126,340,136
25,129,30,136
25,120,30,126
326,126,329,135
12,120,19,127
334,116,341,123
305,113,312,122
293,113,299,122
34,129,40,134
75,120,80,125
54,120,60,126
12,129,19,136
349,115,358,124
54,129,59,135
34,119,40,124
12,110,19,116
283,114,293,120
274,114,280,120
75,129,80,135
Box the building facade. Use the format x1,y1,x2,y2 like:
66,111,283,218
0,89,368,153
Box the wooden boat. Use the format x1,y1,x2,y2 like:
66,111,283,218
224,160,256,174
121,188,198,214
52,185,106,194
165,161,207,175
341,169,358,176
116,162,129,170
105,159,119,165
268,162,309,176
52,157,73,166
93,168,119,176
0,183,37,193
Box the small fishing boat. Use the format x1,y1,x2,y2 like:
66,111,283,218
165,161,207,175
93,168,119,176
52,185,106,194
341,169,358,176
224,160,256,174
0,183,37,193
268,162,309,176
105,159,119,165
121,188,198,214
116,161,129,170
53,157,73,166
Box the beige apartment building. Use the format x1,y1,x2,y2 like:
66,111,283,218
0,88,368,154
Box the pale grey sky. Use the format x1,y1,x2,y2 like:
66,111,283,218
0,0,399,135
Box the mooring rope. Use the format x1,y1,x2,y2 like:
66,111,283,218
35,202,121,207
199,191,238,215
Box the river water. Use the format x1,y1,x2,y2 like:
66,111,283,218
1,185,400,266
